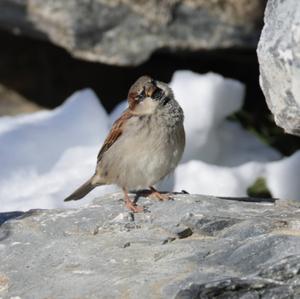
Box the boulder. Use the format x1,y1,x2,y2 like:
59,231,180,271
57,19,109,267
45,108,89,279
1,193,300,298
0,0,265,65
0,84,42,116
257,0,300,136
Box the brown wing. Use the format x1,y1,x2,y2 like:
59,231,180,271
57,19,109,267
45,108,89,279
97,109,133,163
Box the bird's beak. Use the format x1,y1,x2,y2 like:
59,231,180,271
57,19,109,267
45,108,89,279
146,85,157,97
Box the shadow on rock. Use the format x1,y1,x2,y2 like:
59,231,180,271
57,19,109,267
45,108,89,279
0,211,25,241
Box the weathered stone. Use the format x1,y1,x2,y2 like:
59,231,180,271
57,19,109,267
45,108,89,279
1,193,300,298
0,0,265,66
177,255,300,298
0,84,42,116
257,0,300,136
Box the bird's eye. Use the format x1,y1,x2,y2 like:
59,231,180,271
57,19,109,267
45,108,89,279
152,88,164,100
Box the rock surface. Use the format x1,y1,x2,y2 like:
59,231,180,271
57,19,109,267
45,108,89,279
1,193,300,298
257,0,300,136
0,84,42,116
0,0,265,66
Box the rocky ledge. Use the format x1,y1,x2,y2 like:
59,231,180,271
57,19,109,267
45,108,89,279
1,193,300,298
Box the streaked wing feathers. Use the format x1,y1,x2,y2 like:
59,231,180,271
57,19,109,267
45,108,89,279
97,109,133,163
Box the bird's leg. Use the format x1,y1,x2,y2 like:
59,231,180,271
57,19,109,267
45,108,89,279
148,186,173,201
123,188,144,213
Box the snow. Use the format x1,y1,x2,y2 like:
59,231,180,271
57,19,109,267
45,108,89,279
265,151,300,200
0,70,299,212
173,161,264,197
0,90,117,211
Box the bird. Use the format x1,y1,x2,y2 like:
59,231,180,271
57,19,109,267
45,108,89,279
64,76,185,212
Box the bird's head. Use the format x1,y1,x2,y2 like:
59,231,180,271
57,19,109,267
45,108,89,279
127,76,174,114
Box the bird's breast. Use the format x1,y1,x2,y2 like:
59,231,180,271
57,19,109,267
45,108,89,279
99,109,184,189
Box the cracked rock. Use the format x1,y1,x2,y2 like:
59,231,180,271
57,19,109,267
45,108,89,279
1,193,300,298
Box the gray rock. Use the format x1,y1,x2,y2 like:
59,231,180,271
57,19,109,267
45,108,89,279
0,0,265,66
257,0,300,136
0,84,42,116
1,193,300,298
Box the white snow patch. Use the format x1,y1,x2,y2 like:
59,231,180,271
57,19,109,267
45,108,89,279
0,89,118,211
265,151,300,200
173,160,264,197
0,71,299,212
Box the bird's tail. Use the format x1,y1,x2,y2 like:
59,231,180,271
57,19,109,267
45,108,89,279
64,177,99,202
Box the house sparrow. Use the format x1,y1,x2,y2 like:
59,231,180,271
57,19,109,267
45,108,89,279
64,76,185,212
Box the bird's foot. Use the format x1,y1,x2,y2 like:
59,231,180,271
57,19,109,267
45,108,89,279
123,189,144,213
149,186,173,201
125,199,144,213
